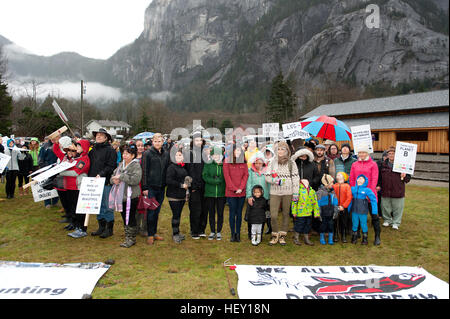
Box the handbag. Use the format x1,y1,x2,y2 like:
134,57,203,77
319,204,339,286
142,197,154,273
41,175,57,191
137,195,160,212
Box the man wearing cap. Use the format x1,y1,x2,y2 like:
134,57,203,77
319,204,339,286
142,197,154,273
313,144,336,190
89,128,117,238
377,146,411,230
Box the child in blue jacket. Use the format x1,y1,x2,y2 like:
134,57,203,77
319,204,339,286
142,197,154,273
316,174,339,245
348,174,378,245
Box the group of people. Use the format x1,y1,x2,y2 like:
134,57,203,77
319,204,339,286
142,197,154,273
1,129,411,249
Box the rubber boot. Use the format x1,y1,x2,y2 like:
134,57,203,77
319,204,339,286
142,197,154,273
341,225,348,243
361,232,368,245
373,217,381,246
120,226,135,248
100,221,114,238
351,231,358,244
293,232,301,246
319,233,326,245
333,220,339,242
304,234,314,246
265,218,272,235
269,232,279,246
328,233,334,245
91,219,106,236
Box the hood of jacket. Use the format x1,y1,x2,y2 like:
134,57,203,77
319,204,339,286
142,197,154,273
77,139,90,156
251,184,265,198
356,174,369,188
292,148,314,162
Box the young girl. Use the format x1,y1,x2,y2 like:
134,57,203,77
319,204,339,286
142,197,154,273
202,147,226,241
245,185,269,246
166,149,190,244
332,172,352,243
316,174,339,245
224,144,249,242
291,179,320,246
348,175,378,245
110,145,142,247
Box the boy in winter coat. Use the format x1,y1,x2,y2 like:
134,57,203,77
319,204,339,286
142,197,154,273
291,179,320,246
348,174,378,245
245,185,269,246
316,174,339,245
332,172,352,243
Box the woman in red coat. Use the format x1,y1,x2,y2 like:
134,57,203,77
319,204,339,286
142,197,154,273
223,144,249,242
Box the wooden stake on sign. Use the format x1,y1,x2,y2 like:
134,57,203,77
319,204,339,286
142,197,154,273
84,214,90,227
23,180,38,190
47,126,68,140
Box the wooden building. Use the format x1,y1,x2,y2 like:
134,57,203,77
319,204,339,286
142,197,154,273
300,90,449,154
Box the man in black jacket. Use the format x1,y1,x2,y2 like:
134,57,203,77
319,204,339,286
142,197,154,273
142,133,170,245
88,128,117,238
186,132,208,239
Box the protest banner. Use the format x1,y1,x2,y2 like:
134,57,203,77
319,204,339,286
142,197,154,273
0,261,110,299
32,161,77,183
235,265,449,299
282,122,310,141
28,164,55,178
393,141,418,175
262,123,279,139
52,100,69,123
31,180,58,202
351,124,373,153
0,152,10,174
76,177,105,226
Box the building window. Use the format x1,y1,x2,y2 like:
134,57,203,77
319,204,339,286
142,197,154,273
396,131,428,141
372,132,379,141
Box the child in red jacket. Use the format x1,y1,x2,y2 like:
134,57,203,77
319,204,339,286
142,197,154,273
332,172,352,243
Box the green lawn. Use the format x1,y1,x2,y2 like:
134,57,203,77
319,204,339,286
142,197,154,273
0,182,448,299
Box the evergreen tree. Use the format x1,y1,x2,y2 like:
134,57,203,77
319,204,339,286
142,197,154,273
266,71,296,123
0,48,12,135
219,119,233,134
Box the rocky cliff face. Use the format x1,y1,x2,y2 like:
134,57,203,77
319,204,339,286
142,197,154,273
109,0,448,111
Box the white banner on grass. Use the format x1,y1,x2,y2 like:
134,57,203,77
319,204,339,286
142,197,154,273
393,141,418,175
0,261,110,299
0,152,11,174
76,177,105,215
31,180,58,202
235,265,449,299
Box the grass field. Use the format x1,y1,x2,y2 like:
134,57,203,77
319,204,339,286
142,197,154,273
0,182,448,299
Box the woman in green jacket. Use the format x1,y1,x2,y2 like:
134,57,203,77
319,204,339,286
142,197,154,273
202,147,226,241
29,138,40,172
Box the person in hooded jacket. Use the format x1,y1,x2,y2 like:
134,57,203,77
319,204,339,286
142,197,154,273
316,174,339,245
291,147,320,189
4,139,26,199
348,174,378,245
245,185,269,246
332,172,352,243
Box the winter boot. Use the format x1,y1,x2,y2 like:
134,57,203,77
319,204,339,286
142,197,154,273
293,232,301,246
278,231,287,246
351,231,358,244
372,216,381,246
256,233,262,245
91,219,106,236
304,234,314,246
251,234,257,246
328,233,334,245
361,232,368,245
120,226,136,248
172,234,183,244
269,232,279,246
100,221,114,238
319,233,326,245
341,226,348,243
265,218,272,235
333,220,339,242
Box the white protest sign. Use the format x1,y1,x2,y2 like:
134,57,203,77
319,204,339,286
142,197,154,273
262,123,279,139
235,265,449,299
0,261,110,299
52,100,69,123
393,141,418,175
31,180,59,202
32,161,77,183
282,122,310,140
0,152,11,174
28,164,55,178
351,124,373,153
76,177,105,216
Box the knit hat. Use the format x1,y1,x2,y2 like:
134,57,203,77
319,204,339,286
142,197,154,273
386,146,396,154
336,171,349,182
59,136,73,150
356,144,371,153
321,174,334,187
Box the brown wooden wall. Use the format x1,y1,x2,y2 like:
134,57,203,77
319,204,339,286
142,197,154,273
319,128,449,154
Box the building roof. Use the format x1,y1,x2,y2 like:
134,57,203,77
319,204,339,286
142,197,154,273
300,90,449,119
340,112,449,130
86,120,131,128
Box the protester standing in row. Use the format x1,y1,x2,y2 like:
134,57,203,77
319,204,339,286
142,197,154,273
4,139,26,199
17,144,33,196
334,143,356,178
332,172,352,243
142,133,170,245
89,128,117,239
29,138,40,172
135,139,147,237
38,137,59,208
110,144,142,247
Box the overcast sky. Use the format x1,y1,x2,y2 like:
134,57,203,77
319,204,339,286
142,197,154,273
0,0,152,60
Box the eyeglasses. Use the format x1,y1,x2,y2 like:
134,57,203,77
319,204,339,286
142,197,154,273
67,149,77,152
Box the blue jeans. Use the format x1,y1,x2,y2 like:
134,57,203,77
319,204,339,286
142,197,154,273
97,185,114,222
352,213,368,233
227,197,246,235
146,187,165,236
44,197,59,207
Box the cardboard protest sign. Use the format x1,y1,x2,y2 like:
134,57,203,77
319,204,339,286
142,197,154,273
282,122,310,140
0,153,11,174
0,261,110,299
393,141,418,175
28,164,55,178
31,180,58,202
351,124,373,153
262,123,279,139
32,161,77,183
235,265,449,299
76,177,105,216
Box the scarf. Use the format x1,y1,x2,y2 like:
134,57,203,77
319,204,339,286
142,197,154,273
108,160,135,225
